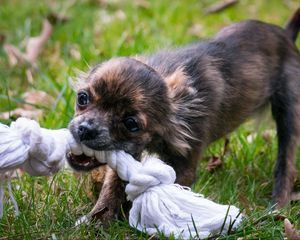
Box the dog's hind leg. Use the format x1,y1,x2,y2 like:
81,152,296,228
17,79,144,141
271,57,300,208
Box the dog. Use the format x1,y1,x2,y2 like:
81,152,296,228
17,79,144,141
67,8,300,224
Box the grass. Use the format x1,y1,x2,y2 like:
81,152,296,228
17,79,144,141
0,0,300,239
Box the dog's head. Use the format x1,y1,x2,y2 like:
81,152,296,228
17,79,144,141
68,57,173,170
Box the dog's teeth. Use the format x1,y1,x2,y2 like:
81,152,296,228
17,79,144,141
70,144,83,156
82,144,94,157
95,151,106,163
68,136,83,155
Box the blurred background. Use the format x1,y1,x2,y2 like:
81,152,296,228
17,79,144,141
0,0,299,128
0,0,299,239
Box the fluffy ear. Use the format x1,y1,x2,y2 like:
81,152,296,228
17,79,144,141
164,67,200,101
164,67,187,94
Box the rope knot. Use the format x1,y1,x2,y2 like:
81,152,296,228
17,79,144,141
107,151,176,201
107,152,176,201
126,157,176,201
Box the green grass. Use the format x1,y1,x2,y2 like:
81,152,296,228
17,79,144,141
0,0,300,239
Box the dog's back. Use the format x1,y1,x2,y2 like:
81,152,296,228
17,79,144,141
146,16,300,143
145,9,300,207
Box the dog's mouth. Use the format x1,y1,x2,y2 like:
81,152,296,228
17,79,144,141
67,153,104,171
66,145,109,171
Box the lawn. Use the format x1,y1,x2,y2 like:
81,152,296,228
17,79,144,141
0,0,300,239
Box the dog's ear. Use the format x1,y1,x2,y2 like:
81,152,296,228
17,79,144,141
164,67,187,95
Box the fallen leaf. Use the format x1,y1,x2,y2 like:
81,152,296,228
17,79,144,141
25,19,53,63
3,18,53,67
3,43,26,66
0,108,43,120
0,90,54,121
204,0,238,15
26,69,34,83
187,23,203,38
22,90,54,110
134,0,150,9
7,169,24,179
206,137,229,171
284,218,300,240
206,156,223,172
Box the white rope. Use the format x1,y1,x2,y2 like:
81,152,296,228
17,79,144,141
0,118,72,217
0,118,73,175
92,151,243,239
0,117,243,238
0,122,30,172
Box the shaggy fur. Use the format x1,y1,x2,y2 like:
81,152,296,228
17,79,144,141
68,9,300,223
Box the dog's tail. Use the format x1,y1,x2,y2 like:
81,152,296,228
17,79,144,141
285,7,300,42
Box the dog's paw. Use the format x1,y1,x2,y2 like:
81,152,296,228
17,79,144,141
88,197,131,228
75,206,117,228
92,207,117,227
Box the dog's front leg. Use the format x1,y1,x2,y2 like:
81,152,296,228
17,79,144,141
86,166,128,226
165,150,202,187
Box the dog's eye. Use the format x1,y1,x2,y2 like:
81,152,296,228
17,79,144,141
123,117,139,132
77,91,90,107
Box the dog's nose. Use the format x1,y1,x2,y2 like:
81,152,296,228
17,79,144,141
78,122,96,141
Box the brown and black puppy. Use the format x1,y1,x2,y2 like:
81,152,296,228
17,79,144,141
68,9,300,223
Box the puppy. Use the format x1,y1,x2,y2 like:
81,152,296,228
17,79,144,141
68,8,300,224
